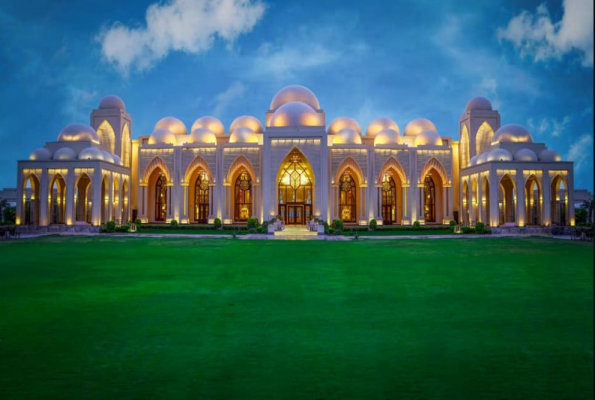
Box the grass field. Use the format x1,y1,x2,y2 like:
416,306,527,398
0,236,592,399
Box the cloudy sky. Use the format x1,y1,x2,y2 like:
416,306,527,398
0,0,592,191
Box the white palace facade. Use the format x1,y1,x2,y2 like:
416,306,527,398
14,85,575,228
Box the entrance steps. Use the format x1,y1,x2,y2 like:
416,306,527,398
274,225,318,239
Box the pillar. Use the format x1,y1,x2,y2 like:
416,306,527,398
39,169,49,226
65,168,75,225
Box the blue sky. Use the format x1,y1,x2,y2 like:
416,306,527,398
0,0,592,191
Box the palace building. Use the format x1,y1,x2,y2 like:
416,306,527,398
14,85,575,228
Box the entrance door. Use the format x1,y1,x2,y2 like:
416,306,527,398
287,205,304,225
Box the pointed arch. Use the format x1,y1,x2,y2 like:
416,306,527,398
97,120,116,154
75,173,92,223
420,158,449,186
184,155,213,184
498,174,516,225
226,155,256,185
276,147,315,184
121,123,131,167
276,147,315,224
475,121,494,155
460,124,470,168
22,173,40,225
49,173,66,224
142,156,171,184
377,157,407,185
335,156,365,186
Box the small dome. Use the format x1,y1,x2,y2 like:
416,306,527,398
539,149,562,162
328,117,361,135
333,128,362,145
29,148,51,161
188,128,217,145
514,148,538,162
414,129,443,146
366,118,399,137
404,118,437,137
148,128,177,145
112,154,123,165
269,102,323,127
374,128,402,146
58,123,99,142
191,116,225,136
492,124,533,145
101,151,115,163
229,127,259,143
270,85,320,111
99,95,126,110
465,97,492,112
476,152,489,165
469,155,479,166
154,117,187,136
53,147,77,161
230,116,263,134
486,148,513,162
78,147,104,161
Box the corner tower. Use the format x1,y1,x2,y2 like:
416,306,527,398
90,95,133,168
459,97,500,169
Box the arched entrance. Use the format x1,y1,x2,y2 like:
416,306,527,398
75,174,92,223
49,174,66,224
381,173,398,224
23,174,40,225
525,175,541,225
277,149,314,225
191,171,210,224
147,168,168,222
551,175,567,226
499,175,515,225
339,171,357,223
234,170,252,222
423,170,443,224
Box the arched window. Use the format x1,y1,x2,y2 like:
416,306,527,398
235,171,252,221
460,125,470,168
195,172,209,223
476,122,494,155
97,120,116,154
155,174,167,221
121,124,131,167
424,176,436,223
278,151,313,224
381,173,396,225
339,172,356,223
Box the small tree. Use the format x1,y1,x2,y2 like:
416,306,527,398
369,219,377,231
170,219,178,228
247,218,259,230
214,218,222,230
105,220,116,233
412,221,421,230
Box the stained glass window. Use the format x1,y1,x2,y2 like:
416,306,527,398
195,172,209,223
339,172,356,223
235,171,252,221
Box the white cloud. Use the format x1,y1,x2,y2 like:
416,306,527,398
527,115,571,138
566,134,593,171
97,0,266,74
497,0,594,67
212,81,246,115
62,87,98,121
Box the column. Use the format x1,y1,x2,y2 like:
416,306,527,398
541,170,551,226
114,177,122,224
477,179,483,223
39,169,49,226
65,168,75,225
515,171,525,227
488,169,499,227
108,173,114,222
166,185,173,221
92,170,102,226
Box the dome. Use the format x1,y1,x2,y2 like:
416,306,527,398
29,148,51,161
191,116,225,136
492,124,533,145
99,95,125,110
270,85,320,111
188,128,217,145
101,150,115,163
539,149,562,162
476,152,489,165
112,154,123,165
366,118,399,137
469,155,479,166
404,118,437,137
374,128,402,146
414,129,443,146
148,128,177,145
486,148,513,162
57,123,99,142
328,117,361,136
514,148,538,162
52,147,77,161
269,102,323,127
229,127,259,143
154,117,187,136
78,147,104,161
465,97,492,112
229,116,263,134
333,128,362,145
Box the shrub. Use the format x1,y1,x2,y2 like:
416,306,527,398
214,218,222,230
134,218,142,229
105,220,116,233
170,219,178,228
449,220,456,232
256,227,263,234
247,218,259,229
412,221,421,230
331,219,344,231
461,226,475,234
328,227,335,235
249,228,257,234
369,219,377,231
334,229,342,235
475,221,486,234
115,225,129,233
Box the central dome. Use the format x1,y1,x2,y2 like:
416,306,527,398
269,102,323,128
270,85,320,111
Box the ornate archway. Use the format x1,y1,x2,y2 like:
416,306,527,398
277,149,314,225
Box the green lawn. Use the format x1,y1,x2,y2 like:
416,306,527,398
0,237,592,399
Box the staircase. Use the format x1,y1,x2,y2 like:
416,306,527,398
273,225,319,239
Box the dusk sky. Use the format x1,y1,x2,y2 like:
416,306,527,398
0,0,592,191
